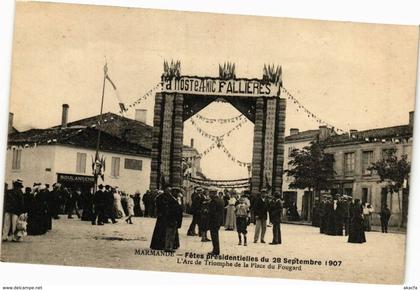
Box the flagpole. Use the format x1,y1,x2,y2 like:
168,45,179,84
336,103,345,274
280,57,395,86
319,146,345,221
94,63,107,192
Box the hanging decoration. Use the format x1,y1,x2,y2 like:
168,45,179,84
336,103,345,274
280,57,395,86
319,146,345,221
195,113,243,124
186,176,250,189
119,82,162,115
197,140,218,158
190,116,248,142
281,86,347,134
219,142,251,168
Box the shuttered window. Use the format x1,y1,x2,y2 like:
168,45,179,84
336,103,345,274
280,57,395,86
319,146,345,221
111,157,120,177
76,152,87,173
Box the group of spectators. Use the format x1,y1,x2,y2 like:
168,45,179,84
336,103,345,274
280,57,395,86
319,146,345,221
1,178,158,242
317,194,392,243
2,179,60,242
184,187,285,254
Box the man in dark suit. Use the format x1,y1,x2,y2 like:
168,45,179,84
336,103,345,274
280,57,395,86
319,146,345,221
91,184,105,225
207,187,224,255
269,192,283,245
253,189,269,243
187,187,203,236
380,205,391,233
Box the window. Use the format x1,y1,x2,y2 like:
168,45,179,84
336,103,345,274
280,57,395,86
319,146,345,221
362,151,373,175
76,152,87,174
12,148,22,170
344,188,353,196
124,158,142,170
344,152,355,176
288,146,295,157
362,188,369,204
382,148,396,160
111,157,120,177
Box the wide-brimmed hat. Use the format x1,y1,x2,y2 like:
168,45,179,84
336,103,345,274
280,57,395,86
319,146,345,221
14,179,24,187
208,187,218,193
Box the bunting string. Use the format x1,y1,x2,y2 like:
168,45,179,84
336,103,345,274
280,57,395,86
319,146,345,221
197,140,218,158
186,176,250,189
190,116,248,142
219,142,251,167
281,86,347,134
118,82,162,115
195,113,243,124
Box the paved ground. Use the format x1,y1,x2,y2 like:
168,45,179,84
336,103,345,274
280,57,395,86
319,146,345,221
0,215,406,284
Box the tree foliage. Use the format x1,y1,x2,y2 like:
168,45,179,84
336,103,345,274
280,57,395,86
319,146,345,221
368,148,410,193
286,141,335,194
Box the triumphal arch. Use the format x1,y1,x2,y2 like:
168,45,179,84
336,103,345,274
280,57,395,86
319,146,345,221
150,64,286,195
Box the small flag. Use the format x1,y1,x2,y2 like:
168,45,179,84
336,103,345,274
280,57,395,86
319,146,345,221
119,103,127,112
104,68,127,113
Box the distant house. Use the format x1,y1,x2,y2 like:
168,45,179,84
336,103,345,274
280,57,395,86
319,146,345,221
5,105,152,194
324,112,414,227
6,105,207,195
282,126,334,221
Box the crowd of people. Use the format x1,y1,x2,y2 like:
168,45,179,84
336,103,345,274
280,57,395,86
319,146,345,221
3,178,394,254
1,178,151,242
181,187,285,255
317,194,392,243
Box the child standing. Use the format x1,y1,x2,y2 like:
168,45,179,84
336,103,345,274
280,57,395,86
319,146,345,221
235,196,249,246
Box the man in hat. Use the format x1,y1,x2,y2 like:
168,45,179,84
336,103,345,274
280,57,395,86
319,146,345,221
142,190,151,217
207,187,224,255
92,184,105,225
187,186,203,236
268,192,283,245
2,179,25,242
253,189,269,243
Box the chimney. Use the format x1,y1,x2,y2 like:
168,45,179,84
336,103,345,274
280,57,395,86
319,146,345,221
349,129,358,138
289,128,299,136
318,125,332,141
190,138,194,148
61,104,69,129
8,112,14,134
409,111,414,128
135,109,147,123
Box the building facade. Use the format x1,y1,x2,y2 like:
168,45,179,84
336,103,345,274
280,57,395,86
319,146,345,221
324,113,413,227
282,126,334,221
5,105,153,194
5,143,151,194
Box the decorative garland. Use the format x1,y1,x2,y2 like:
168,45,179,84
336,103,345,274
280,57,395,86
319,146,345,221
198,140,218,158
195,113,243,124
186,176,250,188
190,117,248,142
119,82,162,114
219,142,251,168
281,86,347,134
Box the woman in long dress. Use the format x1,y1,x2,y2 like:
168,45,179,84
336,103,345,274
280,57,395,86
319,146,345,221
150,190,167,250
348,199,366,243
224,192,237,231
125,194,134,224
27,185,48,236
113,190,125,218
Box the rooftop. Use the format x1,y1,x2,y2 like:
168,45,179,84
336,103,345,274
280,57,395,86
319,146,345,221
8,112,152,157
285,129,319,142
53,112,153,150
325,125,413,146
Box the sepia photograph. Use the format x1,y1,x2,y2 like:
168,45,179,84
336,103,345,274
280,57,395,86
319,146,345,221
1,0,419,287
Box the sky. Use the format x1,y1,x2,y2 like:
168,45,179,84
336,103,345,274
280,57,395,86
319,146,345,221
8,1,419,179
